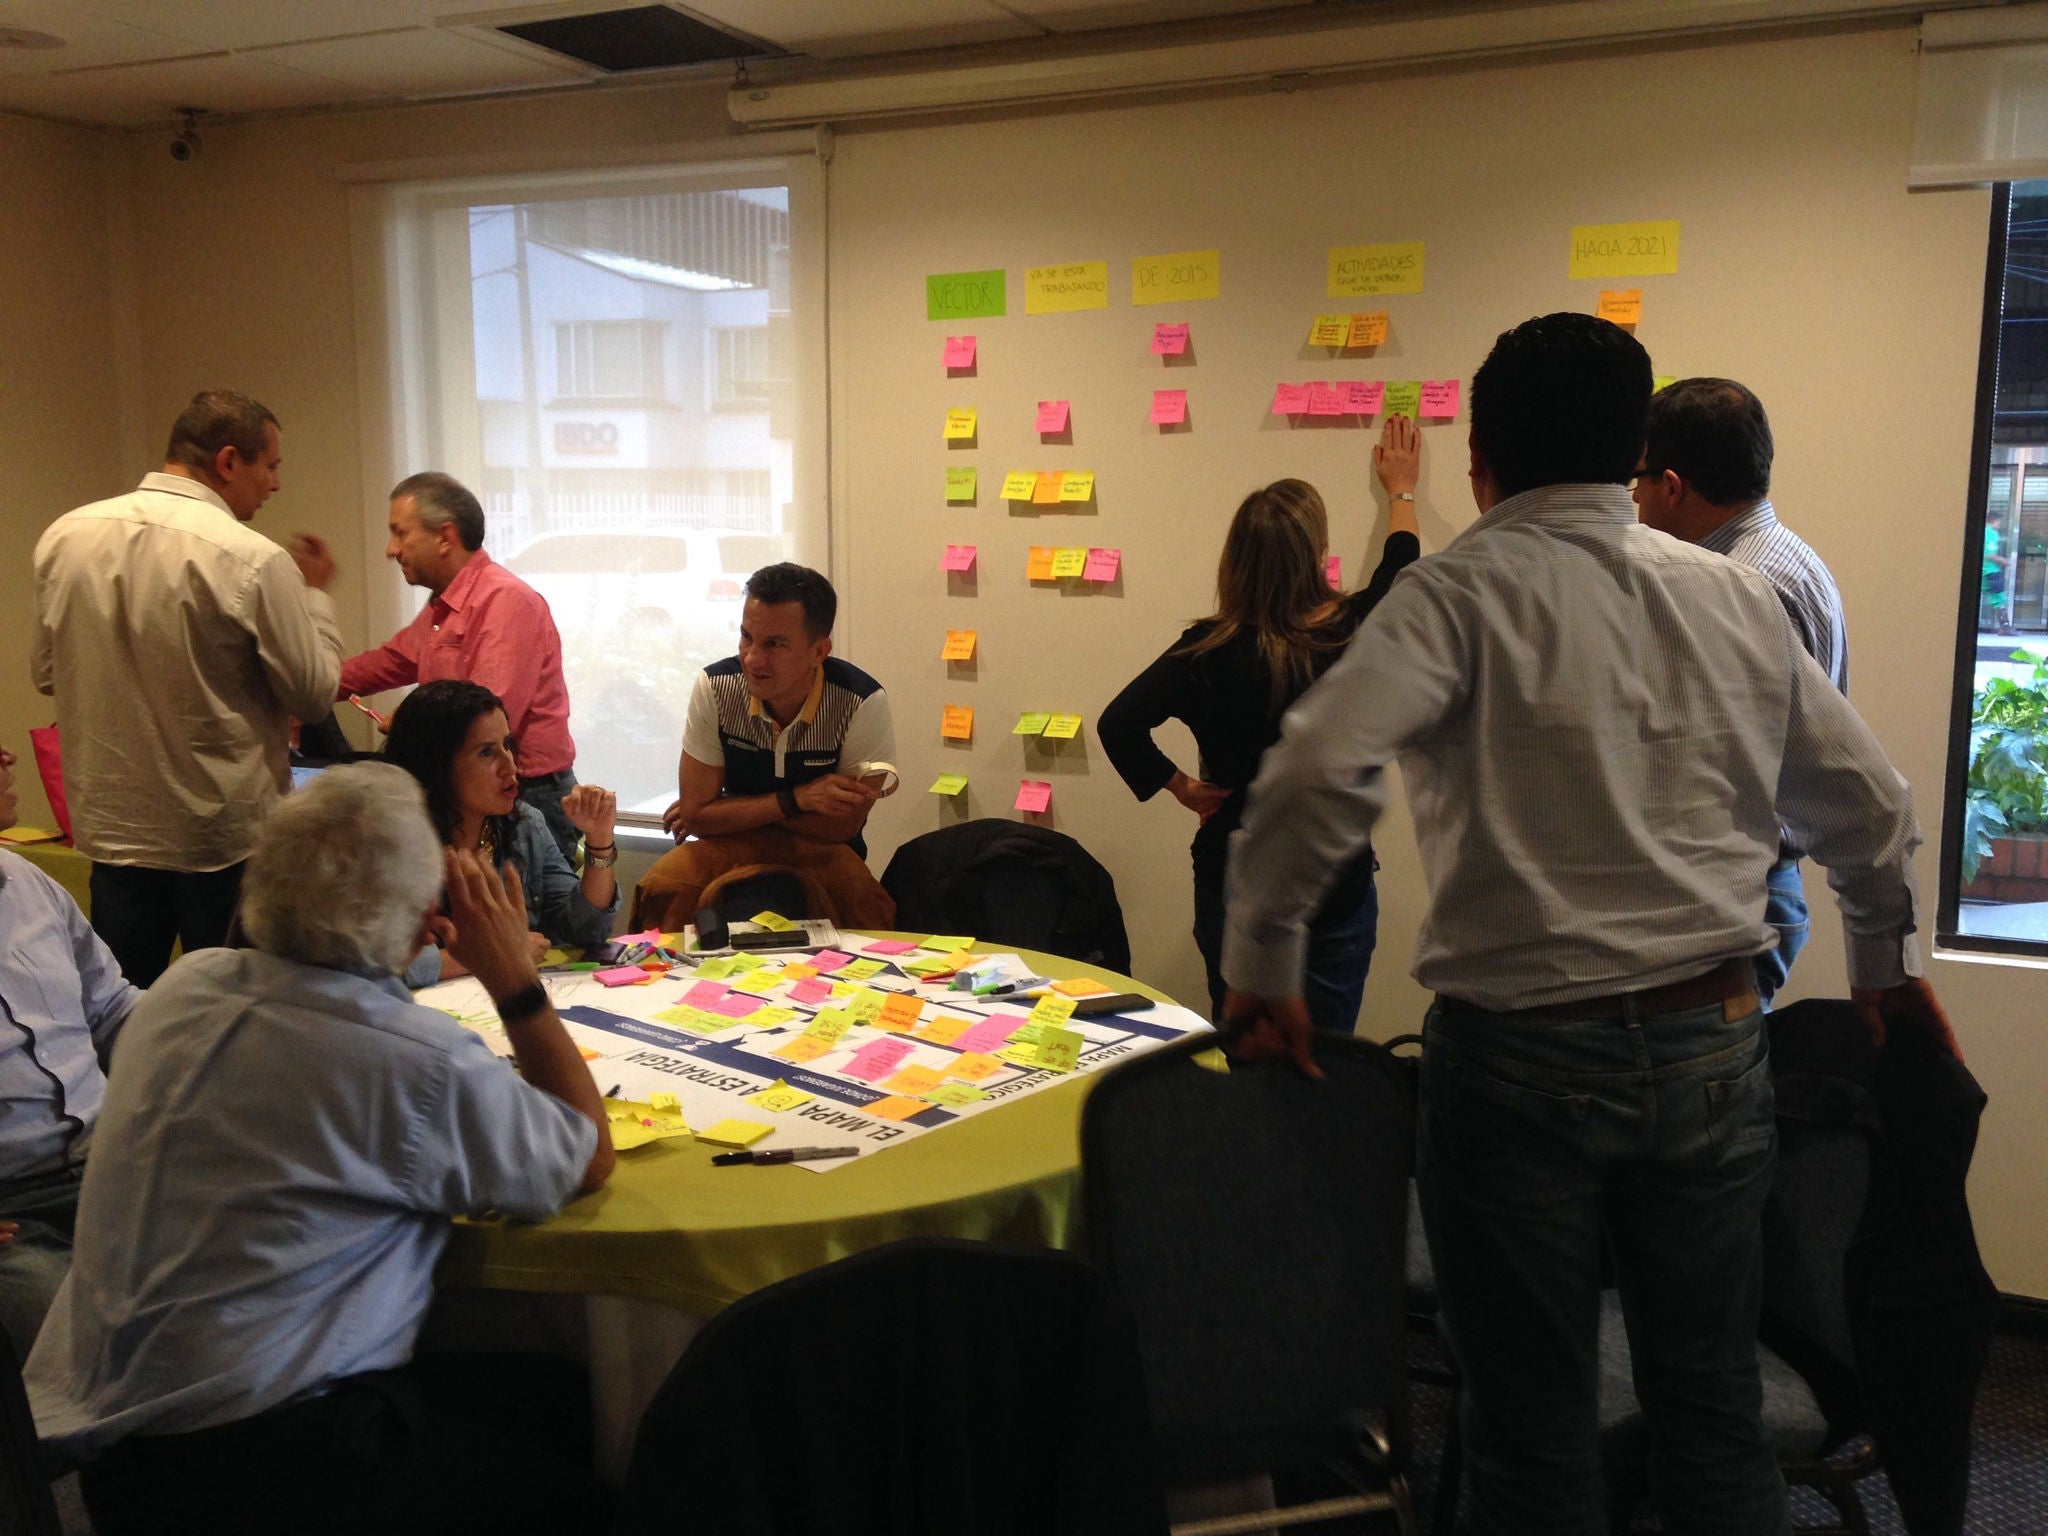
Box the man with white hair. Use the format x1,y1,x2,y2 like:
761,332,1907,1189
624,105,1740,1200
24,763,616,1536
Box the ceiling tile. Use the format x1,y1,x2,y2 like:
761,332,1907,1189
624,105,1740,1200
255,26,593,97
81,0,427,52
0,0,204,76
0,50,384,127
684,0,1039,59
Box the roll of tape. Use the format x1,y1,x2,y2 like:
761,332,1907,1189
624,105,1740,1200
848,760,900,796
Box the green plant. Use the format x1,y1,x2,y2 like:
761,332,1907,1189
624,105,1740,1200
1964,647,2048,881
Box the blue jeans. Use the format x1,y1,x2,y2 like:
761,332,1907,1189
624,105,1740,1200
1417,995,1788,1536
1753,855,1809,1009
1192,864,1377,1035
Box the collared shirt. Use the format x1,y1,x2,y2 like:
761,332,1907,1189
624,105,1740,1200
1222,484,1921,1013
1700,499,1849,692
0,852,138,1179
24,947,595,1458
32,474,342,870
338,550,574,777
681,657,894,797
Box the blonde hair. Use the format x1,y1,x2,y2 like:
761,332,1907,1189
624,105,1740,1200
1178,479,1349,713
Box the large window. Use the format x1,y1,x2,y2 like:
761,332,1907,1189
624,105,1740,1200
354,156,826,825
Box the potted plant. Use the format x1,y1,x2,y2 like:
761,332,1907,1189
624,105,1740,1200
1961,647,2048,897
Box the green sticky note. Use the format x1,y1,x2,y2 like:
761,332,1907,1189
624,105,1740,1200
804,1008,854,1045
927,269,1006,320
930,774,969,797
694,956,740,979
726,953,765,974
924,1082,988,1108
839,959,888,983
750,1005,799,1028
1008,1020,1046,1045
1653,374,1677,393
924,935,975,952
1035,1025,1085,1074
1014,711,1051,736
946,467,977,502
1383,380,1422,418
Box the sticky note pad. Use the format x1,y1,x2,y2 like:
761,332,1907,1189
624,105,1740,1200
944,408,977,441
925,935,975,952
1024,261,1109,314
1597,289,1643,326
941,705,974,741
1384,380,1422,418
1058,471,1094,503
925,1082,988,1108
940,543,976,574
1028,994,1079,1028
595,965,653,987
947,1051,1004,1082
930,773,969,797
1001,470,1039,501
1342,380,1384,415
1326,554,1342,590
918,1014,975,1046
1308,313,1350,347
1307,382,1344,417
1272,383,1310,415
774,1033,832,1063
804,1008,853,1045
1420,379,1460,418
1026,546,1056,580
1152,321,1190,354
1569,221,1679,279
787,977,834,1004
697,1119,773,1149
1035,1025,1086,1074
1132,248,1219,305
1015,780,1053,814
1015,711,1051,736
747,1080,814,1113
927,270,1005,320
880,1063,946,1097
1049,547,1087,578
1327,241,1425,297
942,630,978,661
1036,399,1070,433
943,335,976,368
1043,713,1082,740
945,467,977,503
1348,311,1389,348
1032,471,1064,505
1083,547,1121,582
865,1095,930,1122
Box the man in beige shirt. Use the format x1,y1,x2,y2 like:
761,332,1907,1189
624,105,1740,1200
32,390,342,985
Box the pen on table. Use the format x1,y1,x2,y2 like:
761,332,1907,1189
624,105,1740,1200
982,974,1052,997
604,1084,621,1098
711,1146,858,1166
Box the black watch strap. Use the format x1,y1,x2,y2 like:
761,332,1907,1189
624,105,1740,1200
496,982,549,1025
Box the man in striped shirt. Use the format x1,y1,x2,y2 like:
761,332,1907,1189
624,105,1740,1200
1634,378,1847,1007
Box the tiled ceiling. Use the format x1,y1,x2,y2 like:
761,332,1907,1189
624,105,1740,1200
0,0,1320,129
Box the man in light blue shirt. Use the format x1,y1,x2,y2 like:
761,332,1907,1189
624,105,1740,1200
0,740,139,1361
25,763,615,1536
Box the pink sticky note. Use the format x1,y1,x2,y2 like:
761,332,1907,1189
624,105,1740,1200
1421,379,1461,417
940,544,977,573
1036,399,1070,434
682,980,730,1008
711,993,761,1019
811,949,855,973
1326,555,1342,590
1151,322,1189,355
1307,382,1345,417
844,1038,915,1083
865,939,919,955
1015,780,1053,814
952,1016,1016,1055
787,977,834,1005
1083,548,1121,582
1271,383,1310,415
1150,388,1187,426
617,929,662,946
595,966,650,987
1342,380,1385,415
943,335,976,369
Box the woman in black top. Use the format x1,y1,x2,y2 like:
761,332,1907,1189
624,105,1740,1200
1099,416,1424,1031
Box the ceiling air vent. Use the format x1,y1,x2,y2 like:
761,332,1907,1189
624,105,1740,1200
497,6,771,73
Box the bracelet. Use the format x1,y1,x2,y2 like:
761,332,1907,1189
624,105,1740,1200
1391,491,1416,502
776,785,800,820
584,841,618,869
495,982,549,1025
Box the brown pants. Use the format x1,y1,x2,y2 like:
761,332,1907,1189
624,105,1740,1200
629,830,896,933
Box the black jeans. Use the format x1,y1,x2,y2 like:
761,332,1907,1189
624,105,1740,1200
88,861,245,988
81,1352,614,1536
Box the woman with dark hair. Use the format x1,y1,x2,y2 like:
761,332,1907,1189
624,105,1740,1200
384,679,618,986
1099,416,1425,1031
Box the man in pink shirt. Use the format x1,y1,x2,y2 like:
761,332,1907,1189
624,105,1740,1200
340,473,580,858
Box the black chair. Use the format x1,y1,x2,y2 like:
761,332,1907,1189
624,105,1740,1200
0,1328,61,1536
616,1237,1168,1535
1081,1032,1417,1534
706,866,812,924
880,820,1130,972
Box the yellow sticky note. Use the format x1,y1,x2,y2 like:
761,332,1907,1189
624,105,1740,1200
1014,711,1051,736
945,466,977,502
1132,248,1220,305
804,1008,854,1044
1032,471,1064,505
917,1014,976,1046
774,1033,833,1063
1027,546,1057,580
659,932,689,951
1308,313,1350,347
751,1006,799,1028
878,992,924,1031
839,964,888,991
1035,1025,1085,1074
696,1119,773,1149
1042,713,1082,740
930,774,968,797
747,1080,814,1113
1024,260,1110,314
1347,311,1389,348
880,1063,946,1096
924,935,975,952
782,964,818,981
733,972,784,997
942,630,978,662
1328,241,1425,297
944,407,978,441
865,1095,930,1122
1052,976,1114,998
1597,289,1643,325
1058,471,1094,503
1653,374,1677,393
605,1098,692,1151
924,1082,988,1108
941,704,974,740
1049,547,1086,578
1000,470,1039,500
1568,220,1679,279
694,956,739,980
995,1043,1045,1068
749,910,795,932
947,1052,1004,1082
1028,994,1078,1028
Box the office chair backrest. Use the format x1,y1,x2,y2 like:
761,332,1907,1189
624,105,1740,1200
1081,1033,1415,1487
879,820,1131,972
0,1328,61,1536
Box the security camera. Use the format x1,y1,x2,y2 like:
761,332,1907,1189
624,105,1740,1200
170,107,201,163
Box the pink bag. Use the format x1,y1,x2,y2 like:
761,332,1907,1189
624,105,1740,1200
28,725,72,842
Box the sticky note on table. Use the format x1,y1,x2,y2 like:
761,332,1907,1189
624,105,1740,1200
682,980,731,1008
595,965,652,986
1569,221,1679,279
692,956,740,979
1027,546,1056,580
1015,780,1053,814
1024,261,1109,314
1052,976,1113,997
930,773,968,798
1272,383,1310,415
1132,248,1219,304
943,334,976,368
927,270,1005,320
877,992,925,1031
1327,241,1425,297
945,467,977,502
749,910,795,932
1028,994,1078,1028
747,1080,814,1113
1150,389,1186,426
1058,471,1094,503
1326,554,1342,590
1049,547,1087,578
838,958,887,982
1032,471,1064,505
1384,380,1422,418
1083,547,1121,582
696,1119,773,1149
1035,1025,1085,1074
1151,321,1189,354
1341,380,1384,415
1347,311,1389,348
803,1007,854,1044
1001,470,1038,501
865,938,920,955
844,1038,915,1083
1307,382,1345,417
880,1063,946,1097
865,1095,930,1122
944,408,977,441
942,629,978,661
751,1006,799,1028
924,935,975,952
1015,711,1051,736
1308,313,1350,347
710,993,761,1020
947,1051,1004,1082
787,977,834,1005
774,1033,832,1063
918,1014,975,1046
1597,289,1643,326
953,1016,1014,1055
1043,713,1082,740
1420,379,1460,418
941,705,974,742
812,948,855,973
924,1082,988,1108
1036,399,1070,433
940,544,977,574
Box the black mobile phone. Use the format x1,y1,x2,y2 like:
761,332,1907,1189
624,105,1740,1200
1067,991,1155,1016
729,928,808,951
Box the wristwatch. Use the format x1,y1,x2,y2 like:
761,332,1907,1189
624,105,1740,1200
1391,492,1416,502
585,841,618,869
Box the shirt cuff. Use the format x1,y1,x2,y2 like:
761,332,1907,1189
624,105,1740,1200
1843,923,1921,992
1220,912,1309,1000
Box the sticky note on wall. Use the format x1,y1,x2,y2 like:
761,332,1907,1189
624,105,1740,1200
1307,383,1344,417
1326,555,1342,590
1058,471,1094,503
1341,380,1384,415
1024,261,1109,314
1568,221,1679,279
942,630,977,661
1347,311,1389,347
1131,249,1219,305
1027,546,1056,580
1150,389,1186,426
941,705,974,740
1032,472,1064,505
1043,713,1083,740
1383,381,1422,418
1327,242,1424,297
945,467,977,502
1271,383,1310,415
1036,399,1070,433
940,544,977,573
930,773,968,796
926,270,1005,320
943,335,976,368
1083,548,1120,582
1420,379,1460,418
1015,780,1053,814
944,408,977,441
1001,471,1038,501
1597,289,1643,325
1151,322,1189,355
1014,712,1051,735
1049,547,1087,578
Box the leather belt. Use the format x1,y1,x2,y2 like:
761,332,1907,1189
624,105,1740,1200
1444,957,1759,1024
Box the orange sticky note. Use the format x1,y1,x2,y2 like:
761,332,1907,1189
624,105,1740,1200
941,705,974,740
774,1034,832,1063
1052,976,1114,997
1597,289,1643,326
866,1095,930,1122
1027,546,1056,580
878,993,924,1031
880,1063,946,1096
1347,311,1389,348
918,1014,976,1046
947,1051,1004,1082
941,629,977,661
1032,471,1064,505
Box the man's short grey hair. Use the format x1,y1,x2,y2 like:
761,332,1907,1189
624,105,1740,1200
241,764,444,977
391,471,486,553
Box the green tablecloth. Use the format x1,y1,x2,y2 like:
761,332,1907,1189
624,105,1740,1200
436,940,1181,1314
